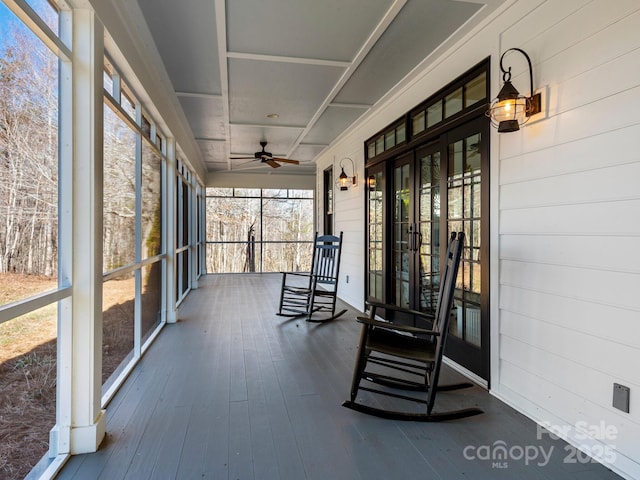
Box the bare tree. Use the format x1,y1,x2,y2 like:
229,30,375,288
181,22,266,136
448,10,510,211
0,25,58,276
205,190,313,273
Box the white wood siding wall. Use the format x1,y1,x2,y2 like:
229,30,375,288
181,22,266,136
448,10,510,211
497,1,640,477
316,1,640,477
316,141,365,311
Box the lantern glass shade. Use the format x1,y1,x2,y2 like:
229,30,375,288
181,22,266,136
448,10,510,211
488,79,530,132
338,168,349,191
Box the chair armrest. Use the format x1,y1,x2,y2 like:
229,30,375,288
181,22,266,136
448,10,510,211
365,300,435,321
356,316,440,337
280,271,312,278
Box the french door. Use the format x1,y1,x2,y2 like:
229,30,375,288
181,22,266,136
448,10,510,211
381,117,489,379
442,119,488,379
390,145,442,313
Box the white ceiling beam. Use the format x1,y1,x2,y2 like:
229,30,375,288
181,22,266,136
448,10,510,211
230,122,305,130
227,51,351,68
214,0,231,169
286,0,408,158
328,102,373,109
176,91,223,99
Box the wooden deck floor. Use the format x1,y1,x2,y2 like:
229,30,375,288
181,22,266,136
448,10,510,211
56,274,620,480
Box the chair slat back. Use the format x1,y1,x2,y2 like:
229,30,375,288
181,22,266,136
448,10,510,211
432,231,463,334
426,231,464,411
312,233,343,285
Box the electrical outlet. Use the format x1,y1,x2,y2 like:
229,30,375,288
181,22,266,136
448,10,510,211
613,383,630,413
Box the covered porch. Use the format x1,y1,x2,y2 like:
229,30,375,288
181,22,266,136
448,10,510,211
54,274,619,479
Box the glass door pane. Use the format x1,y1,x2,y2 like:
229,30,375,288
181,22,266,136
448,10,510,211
367,170,384,300
417,148,441,312
392,161,411,309
447,133,482,347
365,116,488,380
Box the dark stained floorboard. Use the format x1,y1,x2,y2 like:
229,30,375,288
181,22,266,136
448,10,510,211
56,274,622,480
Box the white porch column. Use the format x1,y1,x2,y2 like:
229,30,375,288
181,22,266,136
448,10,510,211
68,7,106,453
165,138,178,323
190,178,198,290
51,4,73,458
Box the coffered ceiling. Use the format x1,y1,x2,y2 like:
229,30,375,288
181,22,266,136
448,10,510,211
136,0,505,175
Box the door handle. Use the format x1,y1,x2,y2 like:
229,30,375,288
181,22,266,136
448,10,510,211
415,231,422,252
408,224,414,252
408,224,421,253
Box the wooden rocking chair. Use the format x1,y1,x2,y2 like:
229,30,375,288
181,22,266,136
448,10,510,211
342,231,483,421
277,232,347,323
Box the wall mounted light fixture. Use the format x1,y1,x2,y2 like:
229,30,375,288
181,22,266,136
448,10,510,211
367,175,377,191
486,48,542,133
337,157,357,191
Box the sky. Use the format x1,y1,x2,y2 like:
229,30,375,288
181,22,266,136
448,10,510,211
0,2,12,31
0,0,58,42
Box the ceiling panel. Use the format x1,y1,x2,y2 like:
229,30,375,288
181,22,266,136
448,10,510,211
135,0,505,176
197,139,226,157
228,58,345,126
302,105,368,145
138,0,221,95
205,160,230,172
179,95,226,140
290,144,329,162
226,0,393,61
334,0,482,105
229,124,304,158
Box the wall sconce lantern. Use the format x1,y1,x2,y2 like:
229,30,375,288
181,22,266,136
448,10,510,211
486,48,542,133
337,157,357,191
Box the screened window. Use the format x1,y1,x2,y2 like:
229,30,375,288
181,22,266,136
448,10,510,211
0,5,59,285
101,49,166,396
206,188,314,273
141,140,162,259
0,1,61,476
102,271,135,390
103,106,136,271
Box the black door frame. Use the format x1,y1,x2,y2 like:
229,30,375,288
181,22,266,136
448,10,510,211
364,115,490,381
363,59,491,382
439,116,490,381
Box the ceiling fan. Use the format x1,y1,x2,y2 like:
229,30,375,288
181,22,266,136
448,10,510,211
230,141,300,169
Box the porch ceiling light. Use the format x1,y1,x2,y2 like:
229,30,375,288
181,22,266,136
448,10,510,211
486,48,542,133
337,158,357,191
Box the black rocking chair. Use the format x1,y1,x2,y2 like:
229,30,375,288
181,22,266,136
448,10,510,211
342,231,483,421
277,232,346,323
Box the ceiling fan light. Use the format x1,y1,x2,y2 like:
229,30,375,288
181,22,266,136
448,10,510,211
231,140,302,169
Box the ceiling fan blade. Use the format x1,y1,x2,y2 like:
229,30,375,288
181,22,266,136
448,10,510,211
230,156,255,160
265,159,281,168
272,157,300,165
